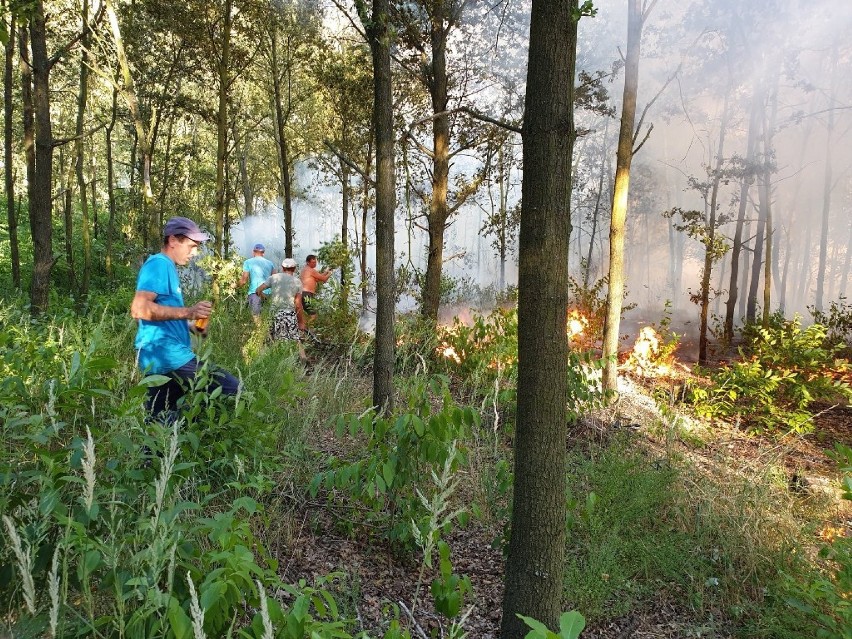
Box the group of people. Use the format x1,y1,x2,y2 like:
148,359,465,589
131,216,333,419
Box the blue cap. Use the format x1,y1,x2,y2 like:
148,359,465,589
163,217,210,243
253,243,266,252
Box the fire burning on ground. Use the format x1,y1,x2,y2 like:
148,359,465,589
623,325,690,378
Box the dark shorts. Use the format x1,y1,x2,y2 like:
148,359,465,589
302,291,317,315
247,293,263,315
145,357,240,417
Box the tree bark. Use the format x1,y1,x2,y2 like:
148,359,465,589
28,0,55,315
214,0,232,258
500,0,576,635
75,0,91,295
357,0,396,413
815,48,838,313
4,17,19,289
420,2,451,322
602,0,643,391
105,0,156,250
698,91,730,365
724,91,759,341
270,25,294,257
105,88,117,280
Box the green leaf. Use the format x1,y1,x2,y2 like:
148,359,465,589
517,614,552,638
412,415,425,437
382,461,395,489
168,598,193,639
200,581,227,611
558,611,586,639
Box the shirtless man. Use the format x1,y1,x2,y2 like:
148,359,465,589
300,254,332,321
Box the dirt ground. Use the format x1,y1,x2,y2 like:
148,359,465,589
276,371,851,638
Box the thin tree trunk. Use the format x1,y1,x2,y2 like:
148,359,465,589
61,148,77,290
602,0,643,390
75,0,91,295
340,153,350,312
839,219,852,300
4,17,20,289
725,92,760,340
815,47,838,312
698,90,730,365
585,128,608,288
28,1,55,314
760,81,778,326
214,0,232,258
270,26,294,257
358,0,396,413
421,3,451,322
105,88,117,279
105,0,155,249
500,0,576,634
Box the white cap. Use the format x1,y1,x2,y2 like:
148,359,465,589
281,258,297,269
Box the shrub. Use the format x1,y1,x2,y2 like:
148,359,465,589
689,315,851,432
309,375,478,547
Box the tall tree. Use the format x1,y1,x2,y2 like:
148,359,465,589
601,0,655,391
355,0,396,413
214,0,232,258
814,45,838,312
74,0,92,295
395,0,485,322
500,0,582,636
27,0,55,313
3,12,19,289
724,90,760,342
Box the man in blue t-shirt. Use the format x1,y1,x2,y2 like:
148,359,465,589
238,243,275,322
131,216,240,417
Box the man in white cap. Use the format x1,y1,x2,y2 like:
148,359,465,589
238,242,275,322
256,257,306,360
131,216,240,418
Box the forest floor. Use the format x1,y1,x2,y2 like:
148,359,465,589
276,368,851,639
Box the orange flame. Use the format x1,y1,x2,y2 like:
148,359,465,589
567,310,588,340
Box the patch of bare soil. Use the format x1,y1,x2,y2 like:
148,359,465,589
276,371,850,638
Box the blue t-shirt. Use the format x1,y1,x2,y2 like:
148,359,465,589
243,256,275,296
134,253,194,375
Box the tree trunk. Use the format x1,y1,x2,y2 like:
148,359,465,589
602,0,642,391
359,0,396,413
584,127,608,289
698,91,730,365
500,0,576,635
75,0,92,295
28,1,55,315
4,18,20,289
421,3,450,322
815,48,838,313
839,219,852,300
105,88,117,279
214,0,232,258
724,92,760,341
340,153,350,312
270,26,294,257
233,120,252,218
61,148,77,291
360,136,374,310
760,80,778,326
105,0,156,250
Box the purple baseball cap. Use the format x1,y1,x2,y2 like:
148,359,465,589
254,243,266,252
163,217,210,243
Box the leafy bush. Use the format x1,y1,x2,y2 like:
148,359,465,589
309,375,478,547
810,298,852,359
689,316,851,432
784,443,852,639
